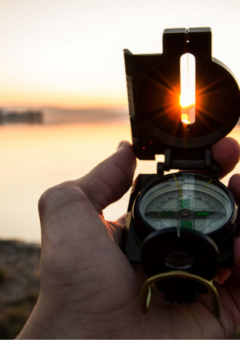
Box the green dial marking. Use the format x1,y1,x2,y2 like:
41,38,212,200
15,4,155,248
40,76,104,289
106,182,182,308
180,198,191,209
180,221,192,229
162,211,174,217
195,211,212,217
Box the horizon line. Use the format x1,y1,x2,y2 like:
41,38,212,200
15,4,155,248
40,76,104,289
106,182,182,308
0,104,128,111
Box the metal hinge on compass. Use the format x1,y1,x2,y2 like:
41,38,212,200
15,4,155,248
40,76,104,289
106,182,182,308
157,149,219,179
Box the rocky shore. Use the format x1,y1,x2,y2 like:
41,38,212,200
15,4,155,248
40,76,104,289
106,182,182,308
0,240,40,339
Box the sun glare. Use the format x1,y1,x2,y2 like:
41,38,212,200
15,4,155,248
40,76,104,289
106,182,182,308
180,53,196,125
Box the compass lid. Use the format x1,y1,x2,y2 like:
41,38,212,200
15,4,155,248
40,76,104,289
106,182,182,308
124,28,240,161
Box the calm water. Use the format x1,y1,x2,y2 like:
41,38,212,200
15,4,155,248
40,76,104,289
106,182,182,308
0,121,240,243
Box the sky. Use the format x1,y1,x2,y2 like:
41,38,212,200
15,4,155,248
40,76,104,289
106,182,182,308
0,0,240,109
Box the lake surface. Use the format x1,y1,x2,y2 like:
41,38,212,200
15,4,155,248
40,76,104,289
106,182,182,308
0,120,240,243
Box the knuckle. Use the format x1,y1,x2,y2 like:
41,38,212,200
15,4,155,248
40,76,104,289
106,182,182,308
38,186,57,215
38,181,74,215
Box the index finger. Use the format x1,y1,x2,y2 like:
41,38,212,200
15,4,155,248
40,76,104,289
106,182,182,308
212,137,240,179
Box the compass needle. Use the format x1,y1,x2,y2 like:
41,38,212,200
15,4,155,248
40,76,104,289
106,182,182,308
173,174,183,197
203,179,213,190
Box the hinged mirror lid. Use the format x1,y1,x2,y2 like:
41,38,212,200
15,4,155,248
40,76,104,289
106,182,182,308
124,28,240,160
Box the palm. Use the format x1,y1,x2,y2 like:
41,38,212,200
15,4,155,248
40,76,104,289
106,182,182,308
39,185,240,338
41,203,239,339
19,139,240,339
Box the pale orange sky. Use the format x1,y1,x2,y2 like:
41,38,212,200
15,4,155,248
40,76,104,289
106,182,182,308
0,0,240,109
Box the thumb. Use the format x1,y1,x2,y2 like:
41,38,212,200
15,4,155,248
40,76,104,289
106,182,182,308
77,141,136,213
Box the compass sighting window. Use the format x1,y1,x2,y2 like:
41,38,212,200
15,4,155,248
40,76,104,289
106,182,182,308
180,53,196,125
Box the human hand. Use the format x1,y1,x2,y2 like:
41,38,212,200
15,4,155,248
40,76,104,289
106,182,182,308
18,138,240,339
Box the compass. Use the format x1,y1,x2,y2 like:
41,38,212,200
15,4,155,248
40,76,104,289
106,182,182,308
122,27,240,318
135,173,236,239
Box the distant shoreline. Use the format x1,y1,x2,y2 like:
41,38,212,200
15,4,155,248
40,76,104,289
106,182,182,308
1,106,240,126
0,107,129,125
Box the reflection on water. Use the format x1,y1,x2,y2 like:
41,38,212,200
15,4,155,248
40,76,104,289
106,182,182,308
0,122,240,242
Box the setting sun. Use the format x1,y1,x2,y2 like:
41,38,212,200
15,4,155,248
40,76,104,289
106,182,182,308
0,0,240,109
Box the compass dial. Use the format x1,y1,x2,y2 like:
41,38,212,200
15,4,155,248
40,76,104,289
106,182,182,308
137,173,234,235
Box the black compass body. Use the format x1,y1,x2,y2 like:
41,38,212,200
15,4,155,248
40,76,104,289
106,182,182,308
122,28,240,305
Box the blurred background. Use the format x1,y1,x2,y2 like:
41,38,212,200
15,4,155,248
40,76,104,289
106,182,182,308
1,0,240,242
0,0,240,337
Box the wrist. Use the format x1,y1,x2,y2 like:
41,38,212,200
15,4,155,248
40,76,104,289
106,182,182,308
17,293,61,339
17,292,88,339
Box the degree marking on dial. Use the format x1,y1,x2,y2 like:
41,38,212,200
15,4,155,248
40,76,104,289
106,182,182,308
173,174,183,197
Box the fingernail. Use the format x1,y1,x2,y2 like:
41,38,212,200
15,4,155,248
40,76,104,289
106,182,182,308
117,141,124,150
